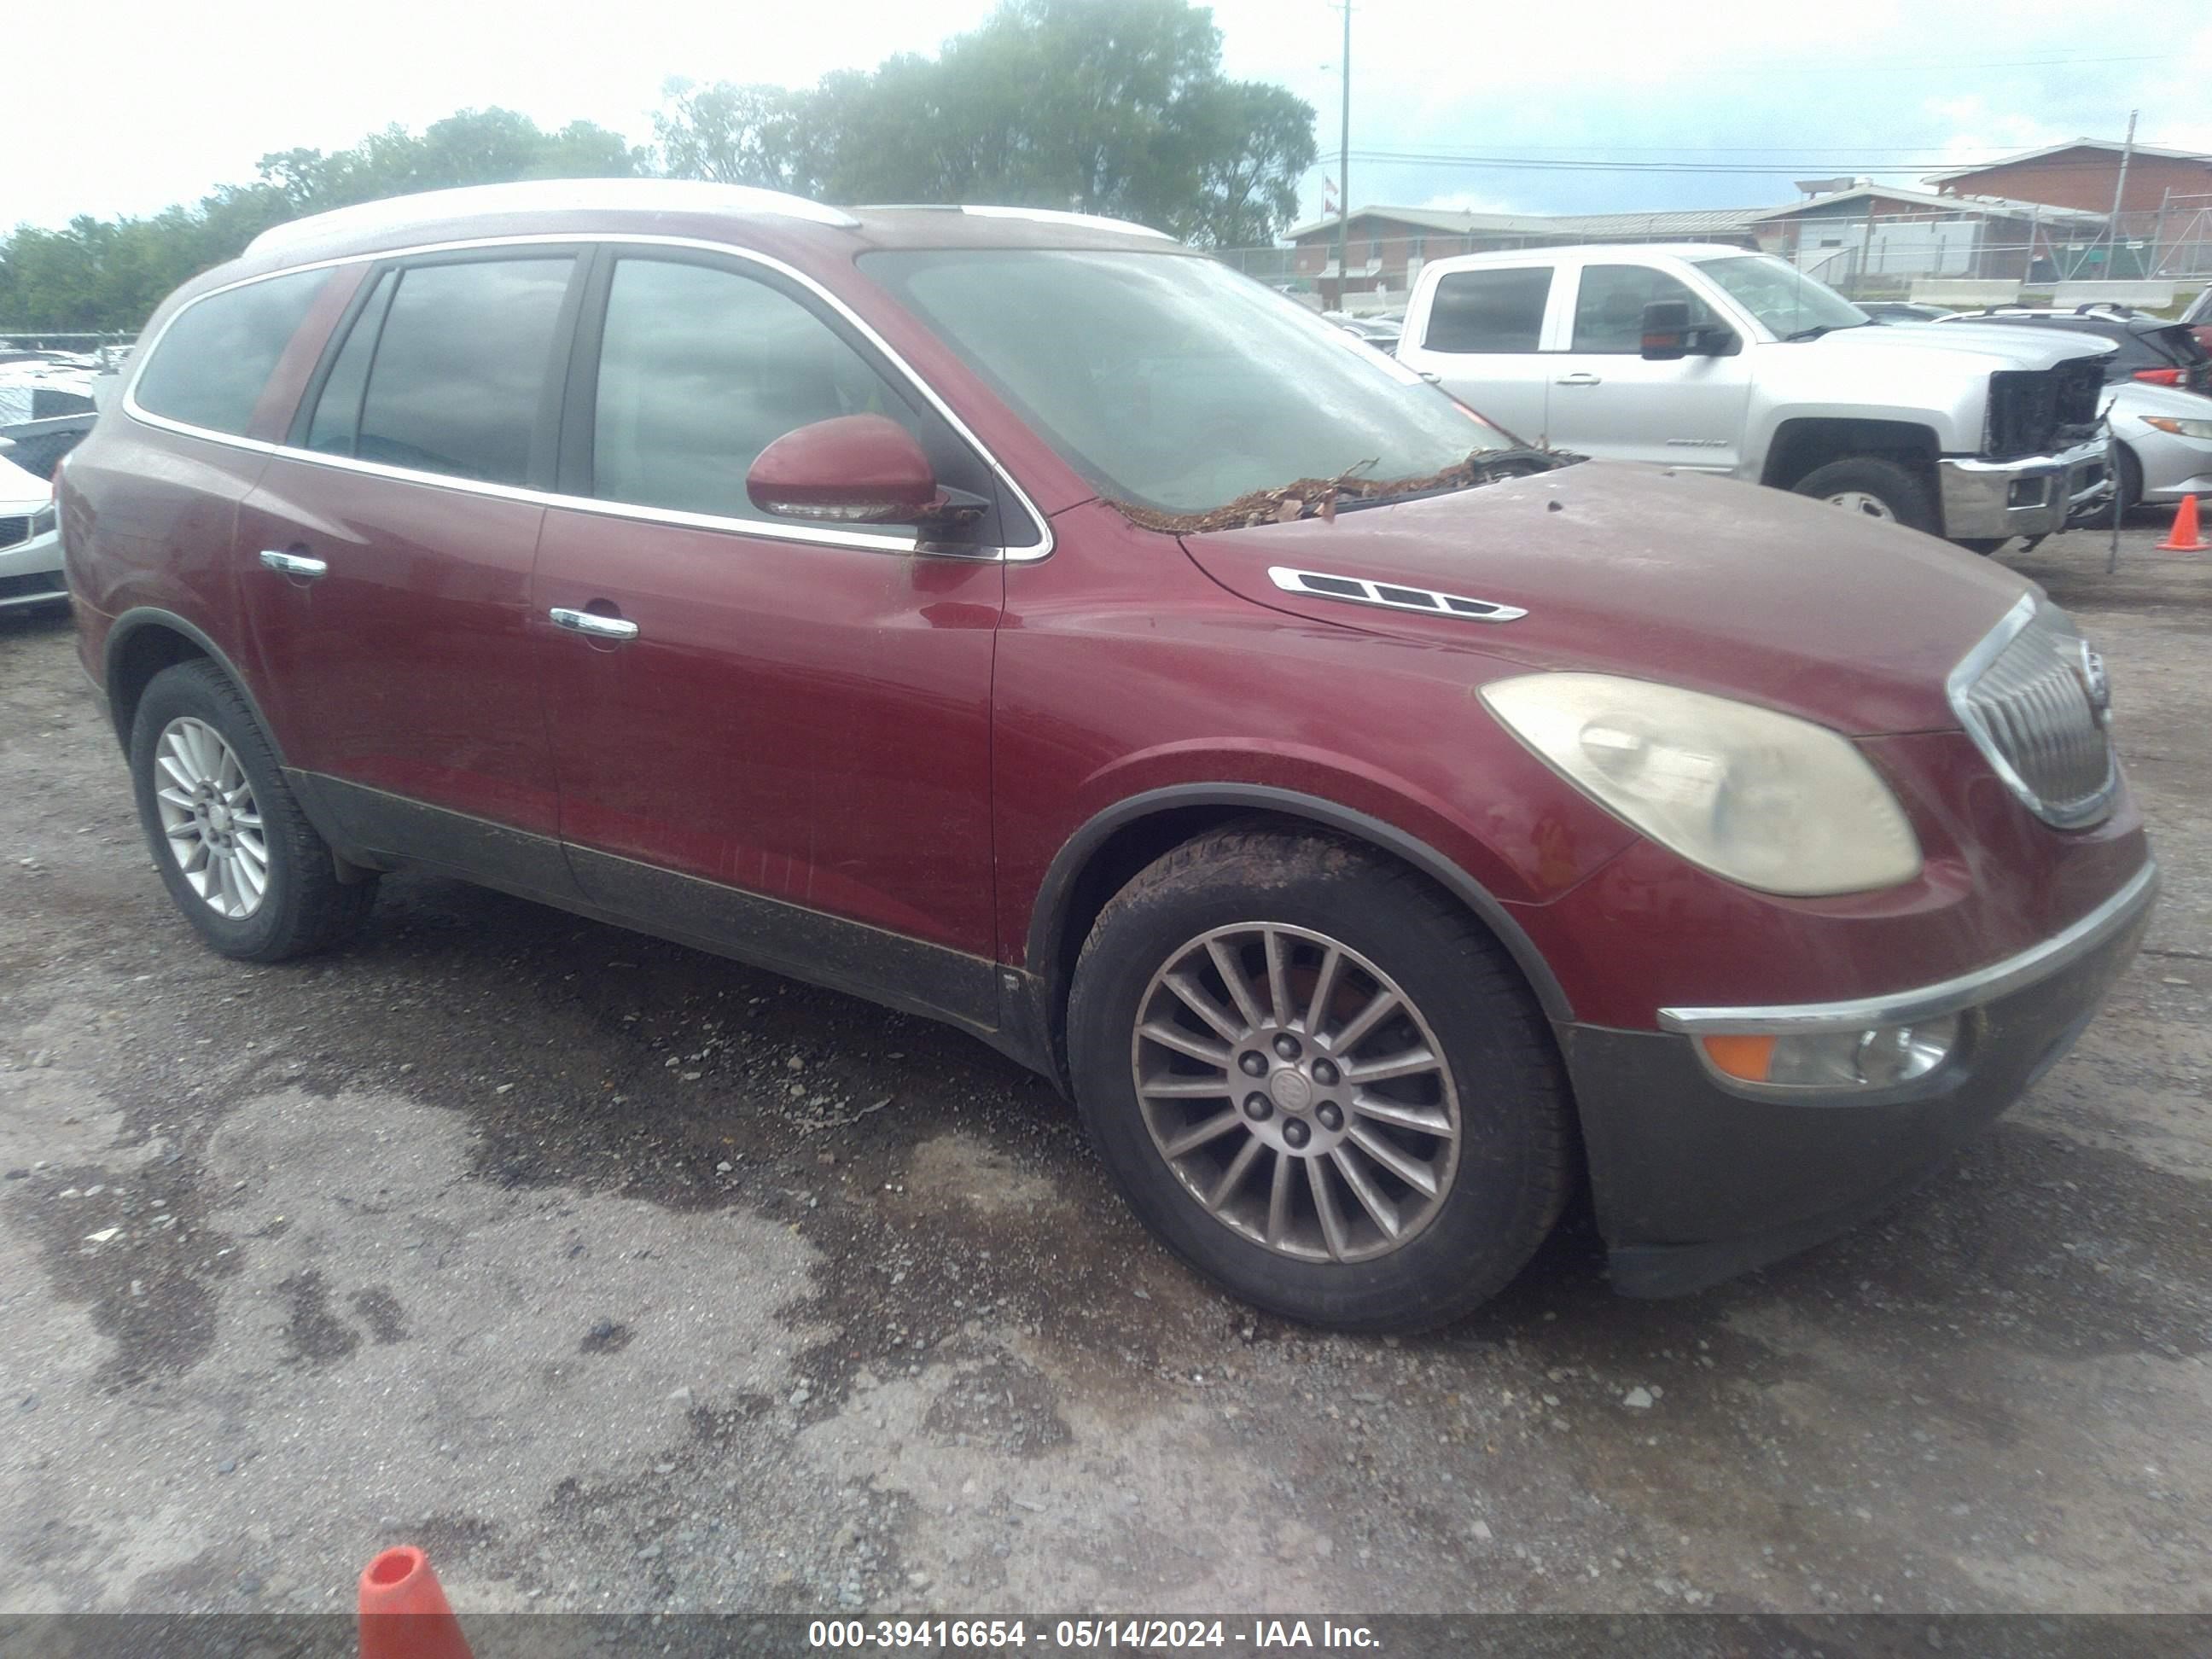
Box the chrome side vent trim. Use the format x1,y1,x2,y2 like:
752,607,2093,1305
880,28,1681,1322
1266,566,1527,623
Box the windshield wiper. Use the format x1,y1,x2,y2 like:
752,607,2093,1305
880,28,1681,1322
1782,320,1871,342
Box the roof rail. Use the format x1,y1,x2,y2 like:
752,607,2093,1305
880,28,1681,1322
856,203,1174,241
246,179,859,256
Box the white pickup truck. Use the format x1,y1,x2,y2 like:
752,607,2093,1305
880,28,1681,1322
1396,245,2114,550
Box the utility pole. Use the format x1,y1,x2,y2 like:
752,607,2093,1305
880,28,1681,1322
2105,109,2137,273
1336,0,1352,301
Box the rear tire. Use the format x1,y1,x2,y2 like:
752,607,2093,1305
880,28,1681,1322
129,660,378,963
1790,455,1940,536
1066,827,1573,1332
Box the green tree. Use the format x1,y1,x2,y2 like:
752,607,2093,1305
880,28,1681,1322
3,109,645,330
652,80,824,195
650,0,1317,245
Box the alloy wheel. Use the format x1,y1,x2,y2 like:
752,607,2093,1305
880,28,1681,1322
1130,923,1462,1263
152,717,270,919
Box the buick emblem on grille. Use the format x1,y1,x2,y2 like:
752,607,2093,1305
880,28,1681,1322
2075,642,2112,725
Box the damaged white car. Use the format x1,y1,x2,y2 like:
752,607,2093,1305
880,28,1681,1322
0,445,63,612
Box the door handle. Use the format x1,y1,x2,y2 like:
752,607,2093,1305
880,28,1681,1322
550,607,640,643
259,550,327,579
1554,373,1603,387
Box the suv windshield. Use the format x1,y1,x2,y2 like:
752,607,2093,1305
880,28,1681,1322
862,249,1508,515
1691,254,1868,341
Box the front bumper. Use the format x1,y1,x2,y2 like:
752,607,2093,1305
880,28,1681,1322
1937,437,2110,540
0,524,65,611
1559,859,2157,1297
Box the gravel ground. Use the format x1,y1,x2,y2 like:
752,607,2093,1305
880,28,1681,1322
0,516,2206,1620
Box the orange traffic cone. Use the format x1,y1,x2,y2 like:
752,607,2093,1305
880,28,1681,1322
358,1545,474,1659
2157,493,2207,554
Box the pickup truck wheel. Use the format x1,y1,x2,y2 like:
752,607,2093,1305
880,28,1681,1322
129,661,379,963
1065,827,1572,1332
1790,456,1938,536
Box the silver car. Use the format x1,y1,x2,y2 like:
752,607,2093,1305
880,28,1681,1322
2103,377,2212,510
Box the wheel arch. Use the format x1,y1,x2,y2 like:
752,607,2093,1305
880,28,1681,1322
1024,785,1575,1086
104,608,282,763
1759,416,1941,491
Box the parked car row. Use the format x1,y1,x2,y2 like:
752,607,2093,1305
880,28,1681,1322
1324,310,1402,356
52,180,2153,1331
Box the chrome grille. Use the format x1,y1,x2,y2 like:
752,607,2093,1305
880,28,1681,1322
1947,598,2116,829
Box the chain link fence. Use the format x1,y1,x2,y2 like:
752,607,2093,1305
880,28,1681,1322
1214,197,2212,315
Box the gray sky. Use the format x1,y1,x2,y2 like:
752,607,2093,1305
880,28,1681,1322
13,0,2212,241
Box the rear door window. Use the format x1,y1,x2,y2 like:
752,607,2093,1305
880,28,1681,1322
306,256,576,486
1422,268,1552,353
133,269,328,435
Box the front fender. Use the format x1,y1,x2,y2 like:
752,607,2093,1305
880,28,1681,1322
1024,779,1586,1027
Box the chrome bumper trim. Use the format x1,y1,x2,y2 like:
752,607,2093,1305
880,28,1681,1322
1937,437,2110,540
1658,859,2158,1035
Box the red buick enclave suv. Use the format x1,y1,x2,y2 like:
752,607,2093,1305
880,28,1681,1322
59,181,2155,1330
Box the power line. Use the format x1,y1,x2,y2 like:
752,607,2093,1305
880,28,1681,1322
1650,51,2165,75
1341,148,2197,176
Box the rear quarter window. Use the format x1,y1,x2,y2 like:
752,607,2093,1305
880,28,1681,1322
131,270,328,436
2156,324,2209,365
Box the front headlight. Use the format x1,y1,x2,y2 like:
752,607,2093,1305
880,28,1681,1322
1480,673,1922,896
2140,416,2212,440
29,499,57,538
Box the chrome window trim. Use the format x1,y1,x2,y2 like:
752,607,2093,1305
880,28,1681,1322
121,231,1055,563
1266,564,1528,622
1658,859,2158,1036
1943,592,2117,828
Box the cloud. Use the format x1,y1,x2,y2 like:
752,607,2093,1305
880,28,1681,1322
5,0,2211,236
1210,0,2212,225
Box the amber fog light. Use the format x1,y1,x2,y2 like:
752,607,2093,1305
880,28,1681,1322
1698,1017,1958,1091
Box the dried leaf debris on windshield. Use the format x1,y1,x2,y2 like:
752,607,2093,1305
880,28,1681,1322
1107,447,1579,533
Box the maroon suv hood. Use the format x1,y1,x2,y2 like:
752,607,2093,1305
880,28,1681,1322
1179,463,2027,736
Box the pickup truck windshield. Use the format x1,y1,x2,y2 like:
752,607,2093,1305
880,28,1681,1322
1692,255,1868,341
862,248,1508,515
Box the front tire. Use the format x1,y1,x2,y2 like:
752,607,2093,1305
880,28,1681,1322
1790,455,1940,536
1066,827,1573,1332
2114,444,2144,517
129,660,377,962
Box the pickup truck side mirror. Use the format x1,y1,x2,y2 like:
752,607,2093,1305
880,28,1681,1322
1640,300,1737,361
1640,301,1693,361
